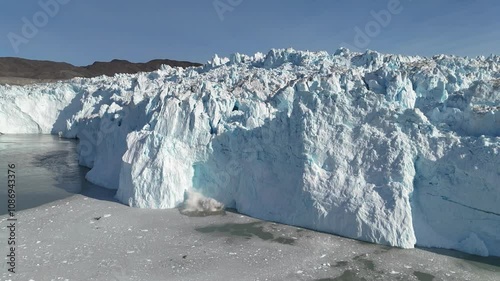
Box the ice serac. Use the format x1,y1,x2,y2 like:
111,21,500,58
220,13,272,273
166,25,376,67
0,48,499,256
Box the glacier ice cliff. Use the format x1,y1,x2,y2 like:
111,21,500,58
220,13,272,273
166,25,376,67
0,48,499,256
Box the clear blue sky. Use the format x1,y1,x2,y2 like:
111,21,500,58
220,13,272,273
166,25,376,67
1,0,499,66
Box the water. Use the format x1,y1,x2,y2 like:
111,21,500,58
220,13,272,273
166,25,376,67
0,134,114,215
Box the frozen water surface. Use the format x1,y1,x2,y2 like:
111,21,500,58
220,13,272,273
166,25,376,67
0,195,499,281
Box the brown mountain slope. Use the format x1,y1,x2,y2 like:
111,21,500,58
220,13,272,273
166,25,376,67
0,57,202,85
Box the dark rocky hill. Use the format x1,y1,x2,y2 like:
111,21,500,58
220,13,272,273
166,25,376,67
0,57,202,85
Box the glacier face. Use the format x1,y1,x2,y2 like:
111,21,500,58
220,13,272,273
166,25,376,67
0,48,499,256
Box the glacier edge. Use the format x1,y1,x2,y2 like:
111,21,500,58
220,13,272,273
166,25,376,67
0,48,499,256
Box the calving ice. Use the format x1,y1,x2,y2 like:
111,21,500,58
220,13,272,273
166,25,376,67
0,48,498,257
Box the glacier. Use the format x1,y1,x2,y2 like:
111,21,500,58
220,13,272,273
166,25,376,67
0,48,498,256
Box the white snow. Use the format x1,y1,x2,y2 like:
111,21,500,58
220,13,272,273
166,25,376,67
0,48,499,256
